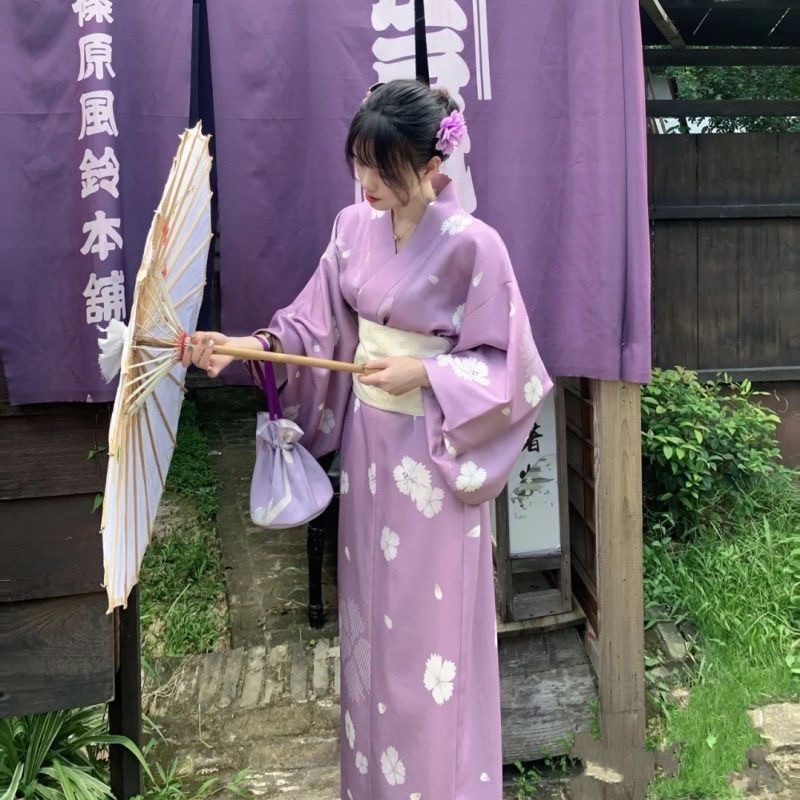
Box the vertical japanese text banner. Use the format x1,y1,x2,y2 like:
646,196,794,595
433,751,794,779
0,1,193,404
208,0,650,383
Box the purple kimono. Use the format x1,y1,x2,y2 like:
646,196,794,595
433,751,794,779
260,174,551,799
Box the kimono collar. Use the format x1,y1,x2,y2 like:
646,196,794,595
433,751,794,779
426,173,462,226
388,173,462,249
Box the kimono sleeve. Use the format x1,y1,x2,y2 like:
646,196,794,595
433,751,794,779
248,212,358,458
422,233,553,505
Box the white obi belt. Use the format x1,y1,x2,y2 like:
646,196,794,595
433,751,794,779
352,316,451,416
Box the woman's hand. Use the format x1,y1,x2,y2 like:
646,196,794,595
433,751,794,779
182,331,234,378
357,356,430,396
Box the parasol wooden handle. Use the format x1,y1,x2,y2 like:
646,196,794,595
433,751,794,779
213,344,371,375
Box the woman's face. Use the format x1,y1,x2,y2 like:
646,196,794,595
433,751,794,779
354,160,419,212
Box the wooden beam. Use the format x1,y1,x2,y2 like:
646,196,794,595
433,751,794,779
647,99,800,116
659,1,800,9
650,203,800,219
497,604,586,638
645,46,800,66
696,366,800,382
640,0,687,48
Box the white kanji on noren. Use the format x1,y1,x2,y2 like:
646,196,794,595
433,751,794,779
78,34,115,81
80,147,120,199
72,0,113,27
83,270,126,325
81,210,123,261
79,91,119,139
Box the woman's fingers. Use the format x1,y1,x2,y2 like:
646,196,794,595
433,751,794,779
182,331,233,378
364,358,390,370
186,334,214,371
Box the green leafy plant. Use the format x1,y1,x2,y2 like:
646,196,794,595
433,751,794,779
542,733,578,775
0,707,151,800
641,368,781,538
132,758,250,799
588,696,601,740
511,760,542,799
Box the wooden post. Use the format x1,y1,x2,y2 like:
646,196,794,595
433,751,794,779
571,381,677,799
109,585,142,800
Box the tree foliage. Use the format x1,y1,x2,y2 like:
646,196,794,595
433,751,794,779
664,65,800,133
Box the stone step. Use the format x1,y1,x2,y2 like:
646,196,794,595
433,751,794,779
144,638,341,717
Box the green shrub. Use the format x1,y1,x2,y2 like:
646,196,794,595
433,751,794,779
641,368,782,537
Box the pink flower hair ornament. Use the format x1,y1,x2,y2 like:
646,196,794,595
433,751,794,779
435,110,467,156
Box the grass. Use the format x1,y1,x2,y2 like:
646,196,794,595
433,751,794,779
643,468,799,799
164,400,219,524
139,399,228,658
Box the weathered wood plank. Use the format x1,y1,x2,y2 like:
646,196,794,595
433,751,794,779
500,628,595,762
697,221,739,368
512,589,566,621
698,133,780,205
497,605,586,638
652,221,698,369
648,135,697,207
0,411,109,499
0,494,103,602
777,134,800,202
651,203,800,219
0,593,114,718
737,221,781,368
777,218,800,365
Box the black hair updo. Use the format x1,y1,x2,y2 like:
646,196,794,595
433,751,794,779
345,79,460,204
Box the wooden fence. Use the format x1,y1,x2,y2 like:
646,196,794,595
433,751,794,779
649,133,799,376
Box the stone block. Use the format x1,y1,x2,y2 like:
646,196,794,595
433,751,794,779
198,651,226,706
219,647,245,708
239,646,266,708
248,734,339,771
747,703,800,752
290,642,308,702
653,621,688,664
312,639,330,695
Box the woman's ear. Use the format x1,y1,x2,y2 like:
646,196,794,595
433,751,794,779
424,156,442,176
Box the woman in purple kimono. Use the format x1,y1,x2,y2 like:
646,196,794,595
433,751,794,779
186,79,552,800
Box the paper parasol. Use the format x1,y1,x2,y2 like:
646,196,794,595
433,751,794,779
99,122,213,611
98,125,371,611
